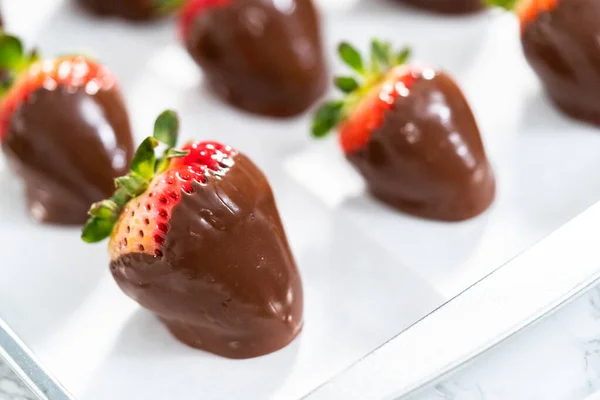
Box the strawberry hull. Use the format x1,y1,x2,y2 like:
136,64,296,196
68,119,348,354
397,0,483,14
183,0,327,118
1,85,133,225
520,0,600,126
346,71,495,222
109,153,303,359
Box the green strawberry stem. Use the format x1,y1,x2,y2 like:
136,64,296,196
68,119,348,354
0,34,39,97
81,110,188,243
484,0,519,11
311,39,411,138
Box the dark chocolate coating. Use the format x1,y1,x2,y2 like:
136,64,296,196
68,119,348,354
521,0,600,125
110,153,303,359
347,71,495,221
1,86,134,225
185,0,327,117
76,0,160,21
397,0,483,14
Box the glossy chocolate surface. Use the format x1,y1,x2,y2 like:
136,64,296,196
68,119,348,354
76,0,160,21
347,71,495,221
397,0,483,14
110,153,303,359
185,0,327,117
1,85,133,225
521,0,600,125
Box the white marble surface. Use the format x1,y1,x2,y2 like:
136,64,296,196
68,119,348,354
0,363,36,400
3,285,600,399
409,285,600,400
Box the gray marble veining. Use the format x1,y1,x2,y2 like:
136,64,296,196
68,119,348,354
410,286,600,400
0,363,36,400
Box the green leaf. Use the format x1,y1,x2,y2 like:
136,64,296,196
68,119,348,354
111,186,131,207
115,174,148,196
338,42,364,75
334,76,359,94
312,101,344,138
0,35,24,71
89,200,119,219
484,0,519,11
395,47,411,66
165,148,190,159
371,39,391,70
155,157,171,174
131,137,158,180
154,110,180,148
81,216,115,243
155,0,184,14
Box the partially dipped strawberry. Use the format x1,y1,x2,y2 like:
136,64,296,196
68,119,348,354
82,111,303,359
313,40,495,221
179,0,327,117
488,0,557,28
487,0,600,125
76,0,183,21
0,35,134,225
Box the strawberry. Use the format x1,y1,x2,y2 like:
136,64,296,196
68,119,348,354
516,0,558,27
106,139,231,259
487,0,558,29
312,39,495,221
82,111,303,359
77,0,184,21
490,0,600,125
178,0,229,40
0,55,113,141
312,40,414,152
82,111,233,248
179,0,327,117
0,34,133,225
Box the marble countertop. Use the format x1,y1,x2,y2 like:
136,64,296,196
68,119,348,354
2,285,600,400
412,285,600,400
0,363,36,400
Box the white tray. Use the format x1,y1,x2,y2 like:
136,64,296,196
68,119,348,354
2,0,600,399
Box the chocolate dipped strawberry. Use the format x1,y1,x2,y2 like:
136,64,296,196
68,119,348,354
76,0,183,21
312,40,495,221
179,0,327,117
398,0,484,14
82,111,303,359
488,0,600,124
0,35,134,225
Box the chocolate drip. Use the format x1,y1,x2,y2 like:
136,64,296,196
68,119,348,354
110,153,303,359
521,0,600,125
185,0,327,117
397,0,483,14
347,71,495,221
1,85,133,225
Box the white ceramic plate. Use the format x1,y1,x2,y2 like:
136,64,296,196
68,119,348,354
2,0,600,399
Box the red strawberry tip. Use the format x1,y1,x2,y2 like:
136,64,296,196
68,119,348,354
311,39,411,139
82,110,186,243
178,0,231,40
485,0,559,28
